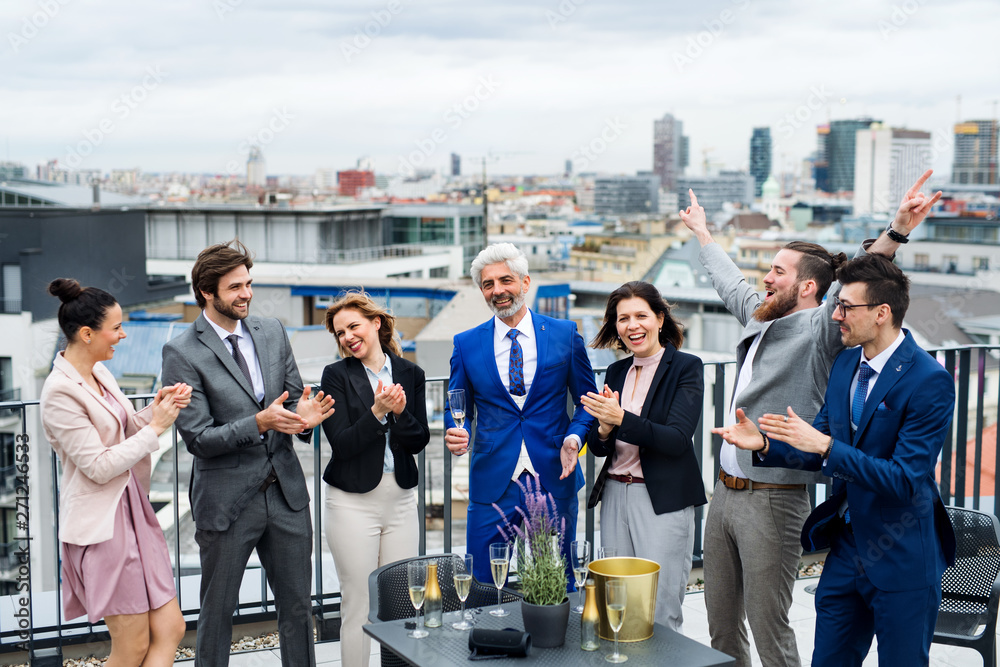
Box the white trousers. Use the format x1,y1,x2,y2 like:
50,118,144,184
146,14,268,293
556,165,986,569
600,479,695,633
324,475,419,667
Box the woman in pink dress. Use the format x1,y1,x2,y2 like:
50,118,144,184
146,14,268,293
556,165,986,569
40,278,191,667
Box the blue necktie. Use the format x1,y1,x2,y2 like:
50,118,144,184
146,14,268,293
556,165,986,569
851,362,876,430
507,329,526,396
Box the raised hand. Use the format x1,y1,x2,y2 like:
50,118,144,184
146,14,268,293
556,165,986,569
679,189,713,245
711,408,764,451
295,385,335,430
892,169,942,235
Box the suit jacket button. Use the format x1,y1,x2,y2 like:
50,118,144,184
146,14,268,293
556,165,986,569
520,416,525,422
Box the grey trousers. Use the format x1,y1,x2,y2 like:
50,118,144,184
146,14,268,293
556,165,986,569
194,481,316,667
703,480,810,667
600,479,695,632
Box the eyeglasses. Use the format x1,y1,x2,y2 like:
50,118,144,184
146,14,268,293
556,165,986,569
833,296,880,318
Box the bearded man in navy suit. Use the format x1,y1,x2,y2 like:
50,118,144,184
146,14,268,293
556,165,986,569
445,243,596,584
716,253,956,667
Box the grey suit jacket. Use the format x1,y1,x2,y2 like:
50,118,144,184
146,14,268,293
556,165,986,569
161,313,311,531
700,242,859,484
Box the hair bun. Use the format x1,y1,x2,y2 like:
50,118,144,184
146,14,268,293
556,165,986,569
831,252,849,269
48,278,84,303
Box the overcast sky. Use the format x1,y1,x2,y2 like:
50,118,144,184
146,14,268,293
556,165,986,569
3,0,998,180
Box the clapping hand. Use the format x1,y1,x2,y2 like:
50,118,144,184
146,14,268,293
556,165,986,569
711,408,764,452
581,384,623,440
372,380,406,420
295,385,335,430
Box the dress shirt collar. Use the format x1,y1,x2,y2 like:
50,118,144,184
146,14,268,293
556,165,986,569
493,308,534,344
859,329,906,375
204,314,248,344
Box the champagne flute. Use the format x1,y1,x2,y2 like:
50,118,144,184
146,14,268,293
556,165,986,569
597,546,618,560
407,561,429,639
451,554,474,630
489,542,510,617
448,389,470,453
605,578,627,663
570,539,591,614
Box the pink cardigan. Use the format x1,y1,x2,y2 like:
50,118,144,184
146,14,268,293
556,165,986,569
40,352,160,546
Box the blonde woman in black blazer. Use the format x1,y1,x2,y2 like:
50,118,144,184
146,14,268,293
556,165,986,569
582,281,706,633
320,292,430,667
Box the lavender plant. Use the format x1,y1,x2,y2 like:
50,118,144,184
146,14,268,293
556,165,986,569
493,475,569,606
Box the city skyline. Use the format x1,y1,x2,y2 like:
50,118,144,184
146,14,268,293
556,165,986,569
3,0,998,179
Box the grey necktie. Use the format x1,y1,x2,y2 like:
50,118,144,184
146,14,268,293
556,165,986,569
226,334,254,387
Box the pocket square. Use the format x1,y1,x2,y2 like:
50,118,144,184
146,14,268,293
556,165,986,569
876,401,891,411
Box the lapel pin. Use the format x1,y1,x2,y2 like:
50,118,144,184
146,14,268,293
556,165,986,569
895,365,901,372
541,325,545,330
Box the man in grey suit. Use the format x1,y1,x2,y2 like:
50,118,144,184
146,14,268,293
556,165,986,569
162,239,334,667
679,171,941,667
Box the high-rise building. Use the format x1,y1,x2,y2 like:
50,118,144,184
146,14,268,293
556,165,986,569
565,159,573,177
853,125,931,215
813,125,830,192
594,175,660,215
653,113,689,191
749,127,772,198
822,118,879,193
247,146,266,189
952,120,998,185
676,171,755,219
451,153,461,177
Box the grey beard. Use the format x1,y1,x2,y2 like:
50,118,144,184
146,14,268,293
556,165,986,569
491,292,525,319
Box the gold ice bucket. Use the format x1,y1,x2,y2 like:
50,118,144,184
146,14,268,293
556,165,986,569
588,556,659,642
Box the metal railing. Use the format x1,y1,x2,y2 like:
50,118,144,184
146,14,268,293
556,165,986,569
1,344,997,658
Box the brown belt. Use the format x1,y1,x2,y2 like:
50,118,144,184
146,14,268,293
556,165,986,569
718,469,805,492
608,473,644,484
259,470,279,493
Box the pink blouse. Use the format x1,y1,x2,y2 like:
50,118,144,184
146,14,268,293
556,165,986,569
607,347,664,478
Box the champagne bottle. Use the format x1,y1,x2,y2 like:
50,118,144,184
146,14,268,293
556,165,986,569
424,561,443,628
581,578,600,651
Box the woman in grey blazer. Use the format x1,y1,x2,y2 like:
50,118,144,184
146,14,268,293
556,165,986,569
320,292,430,667
582,281,706,633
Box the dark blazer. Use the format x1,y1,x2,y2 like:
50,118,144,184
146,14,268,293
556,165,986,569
587,343,707,515
320,352,429,493
758,331,957,591
162,313,312,532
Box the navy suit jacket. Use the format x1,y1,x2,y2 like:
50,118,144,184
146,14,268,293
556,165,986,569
759,331,957,592
447,311,597,505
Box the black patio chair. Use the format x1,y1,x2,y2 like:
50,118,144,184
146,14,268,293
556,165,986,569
367,553,521,667
933,506,1000,667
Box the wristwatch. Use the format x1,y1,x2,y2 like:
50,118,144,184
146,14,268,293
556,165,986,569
885,222,909,244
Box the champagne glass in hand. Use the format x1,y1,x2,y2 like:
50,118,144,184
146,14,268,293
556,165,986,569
605,578,628,663
489,542,510,617
571,539,591,614
451,553,474,630
407,561,429,638
448,389,467,448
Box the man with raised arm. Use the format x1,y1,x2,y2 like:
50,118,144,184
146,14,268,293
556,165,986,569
679,172,940,666
715,253,956,667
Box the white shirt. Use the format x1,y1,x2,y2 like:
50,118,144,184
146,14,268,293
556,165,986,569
362,354,395,474
205,317,265,403
493,311,539,480
721,331,764,478
849,329,906,429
